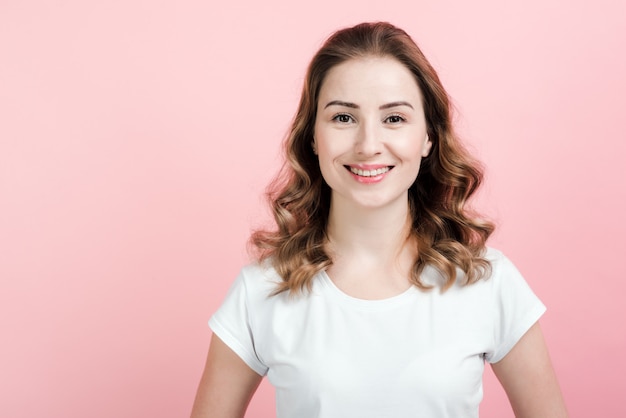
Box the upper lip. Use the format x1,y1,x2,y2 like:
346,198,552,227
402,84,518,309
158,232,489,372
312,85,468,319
344,164,393,170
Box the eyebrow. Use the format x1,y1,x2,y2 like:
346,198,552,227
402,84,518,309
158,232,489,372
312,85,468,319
323,100,414,110
380,101,414,110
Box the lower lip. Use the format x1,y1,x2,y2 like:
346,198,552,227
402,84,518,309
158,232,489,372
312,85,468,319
348,169,390,184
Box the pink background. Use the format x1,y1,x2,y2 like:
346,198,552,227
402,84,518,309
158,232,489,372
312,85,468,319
1,0,624,417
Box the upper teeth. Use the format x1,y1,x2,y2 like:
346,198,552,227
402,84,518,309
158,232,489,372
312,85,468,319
350,167,390,177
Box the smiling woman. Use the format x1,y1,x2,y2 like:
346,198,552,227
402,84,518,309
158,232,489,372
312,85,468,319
190,22,568,418
314,57,431,210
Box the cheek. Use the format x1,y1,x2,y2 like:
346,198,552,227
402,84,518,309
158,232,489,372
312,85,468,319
315,142,349,187
316,135,347,163
317,149,342,179
394,141,426,162
315,142,335,173
317,158,341,190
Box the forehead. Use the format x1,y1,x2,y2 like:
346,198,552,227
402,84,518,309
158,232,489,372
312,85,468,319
318,56,423,104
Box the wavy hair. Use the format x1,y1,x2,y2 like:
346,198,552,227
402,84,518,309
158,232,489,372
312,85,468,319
251,22,494,294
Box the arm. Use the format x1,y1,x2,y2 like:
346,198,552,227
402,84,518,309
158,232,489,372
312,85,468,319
190,334,263,418
491,322,568,418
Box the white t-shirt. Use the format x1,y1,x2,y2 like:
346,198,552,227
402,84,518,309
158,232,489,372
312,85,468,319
209,248,545,418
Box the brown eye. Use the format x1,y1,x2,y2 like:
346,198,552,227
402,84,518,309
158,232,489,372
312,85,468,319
385,115,405,124
332,113,354,123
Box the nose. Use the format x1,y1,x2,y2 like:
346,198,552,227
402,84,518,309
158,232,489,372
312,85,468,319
354,121,383,157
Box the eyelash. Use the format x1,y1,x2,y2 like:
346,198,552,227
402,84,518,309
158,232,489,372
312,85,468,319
331,113,355,123
331,113,407,124
385,114,406,124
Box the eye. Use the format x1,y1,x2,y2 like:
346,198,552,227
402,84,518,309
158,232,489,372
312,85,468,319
385,114,406,124
332,113,354,123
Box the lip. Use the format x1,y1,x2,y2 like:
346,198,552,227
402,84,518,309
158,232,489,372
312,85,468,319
347,164,390,170
344,164,394,184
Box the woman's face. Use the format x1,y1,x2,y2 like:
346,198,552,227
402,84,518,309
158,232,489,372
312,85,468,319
313,56,431,211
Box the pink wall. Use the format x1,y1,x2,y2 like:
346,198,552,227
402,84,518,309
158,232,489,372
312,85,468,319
1,1,624,417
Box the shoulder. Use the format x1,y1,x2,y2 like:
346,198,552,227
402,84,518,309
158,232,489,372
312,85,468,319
481,248,547,362
239,259,280,281
236,260,283,297
483,246,509,266
424,247,518,290
482,247,528,284
211,261,286,332
481,247,545,324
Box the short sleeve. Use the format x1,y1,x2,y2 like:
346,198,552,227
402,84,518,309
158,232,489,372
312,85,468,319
485,252,547,363
208,269,268,376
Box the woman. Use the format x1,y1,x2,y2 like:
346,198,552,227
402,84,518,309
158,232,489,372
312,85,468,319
191,22,568,418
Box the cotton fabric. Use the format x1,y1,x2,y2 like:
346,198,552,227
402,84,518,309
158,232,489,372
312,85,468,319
209,248,545,418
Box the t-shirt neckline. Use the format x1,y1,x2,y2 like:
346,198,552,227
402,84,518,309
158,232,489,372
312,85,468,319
319,270,419,310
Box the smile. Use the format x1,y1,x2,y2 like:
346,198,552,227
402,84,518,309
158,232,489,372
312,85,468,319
347,166,392,177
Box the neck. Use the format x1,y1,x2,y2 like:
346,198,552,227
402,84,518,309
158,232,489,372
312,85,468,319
324,195,418,298
326,195,414,263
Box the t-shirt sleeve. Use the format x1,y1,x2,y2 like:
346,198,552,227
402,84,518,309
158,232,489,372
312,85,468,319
208,269,269,376
485,252,547,363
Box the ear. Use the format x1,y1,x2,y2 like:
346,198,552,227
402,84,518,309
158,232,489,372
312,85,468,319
312,140,317,155
421,135,432,157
